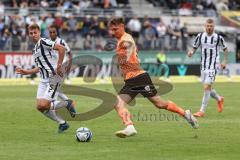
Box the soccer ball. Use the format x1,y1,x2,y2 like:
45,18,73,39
76,127,93,142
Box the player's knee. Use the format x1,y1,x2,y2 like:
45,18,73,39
36,101,50,112
204,85,212,91
154,101,167,109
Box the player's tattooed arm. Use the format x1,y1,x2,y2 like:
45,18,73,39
118,40,134,61
221,48,228,69
15,67,39,75
54,43,66,76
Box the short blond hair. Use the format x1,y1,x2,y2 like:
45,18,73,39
28,23,40,30
206,18,214,24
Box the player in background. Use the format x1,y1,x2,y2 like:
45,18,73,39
187,19,228,117
108,17,199,138
48,24,73,101
16,24,76,133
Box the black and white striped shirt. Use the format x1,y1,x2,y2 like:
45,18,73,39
193,32,227,70
32,38,57,79
52,37,71,60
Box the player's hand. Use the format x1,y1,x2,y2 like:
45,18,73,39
15,67,26,75
65,64,71,74
187,50,194,57
221,63,226,69
57,65,63,77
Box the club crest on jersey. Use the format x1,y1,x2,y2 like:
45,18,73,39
145,85,151,91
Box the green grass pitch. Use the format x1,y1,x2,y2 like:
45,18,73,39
0,83,239,160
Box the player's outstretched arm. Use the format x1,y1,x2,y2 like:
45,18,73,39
66,52,72,74
54,43,66,76
221,48,228,69
15,67,39,75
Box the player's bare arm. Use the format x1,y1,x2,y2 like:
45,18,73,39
66,52,72,74
118,40,134,61
54,43,66,76
187,48,197,57
15,67,39,75
221,48,228,69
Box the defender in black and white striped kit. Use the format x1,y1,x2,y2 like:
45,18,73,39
188,19,228,117
16,24,76,133
48,24,73,101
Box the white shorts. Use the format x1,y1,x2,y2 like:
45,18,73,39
201,69,217,85
36,79,60,101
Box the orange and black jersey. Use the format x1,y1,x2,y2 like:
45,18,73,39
116,32,145,80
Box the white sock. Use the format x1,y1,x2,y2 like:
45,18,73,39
51,101,68,110
43,109,65,124
200,90,211,112
210,89,221,101
58,92,69,101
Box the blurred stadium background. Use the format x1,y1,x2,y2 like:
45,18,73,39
1,1,240,160
0,0,240,81
0,0,239,82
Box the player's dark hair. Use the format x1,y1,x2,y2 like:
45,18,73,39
206,18,214,24
49,24,58,31
28,23,40,30
108,17,125,26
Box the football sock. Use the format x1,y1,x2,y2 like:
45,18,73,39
43,109,65,124
58,92,69,101
117,107,133,126
51,101,68,110
166,101,185,116
200,90,211,112
210,89,221,101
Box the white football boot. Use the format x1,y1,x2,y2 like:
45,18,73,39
115,125,137,138
184,110,199,129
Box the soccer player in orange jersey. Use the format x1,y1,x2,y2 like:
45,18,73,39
108,17,199,138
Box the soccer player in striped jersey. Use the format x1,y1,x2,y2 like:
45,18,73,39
108,17,198,138
16,24,76,133
48,24,73,101
187,19,228,117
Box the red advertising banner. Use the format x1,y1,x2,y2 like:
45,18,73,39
0,52,33,65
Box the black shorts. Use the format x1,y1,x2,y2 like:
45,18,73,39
119,72,158,98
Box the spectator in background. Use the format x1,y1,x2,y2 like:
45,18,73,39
203,0,217,16
19,23,28,51
156,17,167,50
40,16,48,38
54,13,64,34
99,16,108,37
82,15,92,36
0,29,11,50
10,23,21,51
156,50,167,64
143,21,156,49
168,18,181,50
67,15,77,48
166,0,179,9
73,0,91,14
0,1,5,15
19,1,29,18
90,15,100,37
179,0,192,16
127,16,141,45
83,34,93,50
45,14,55,27
181,23,188,51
